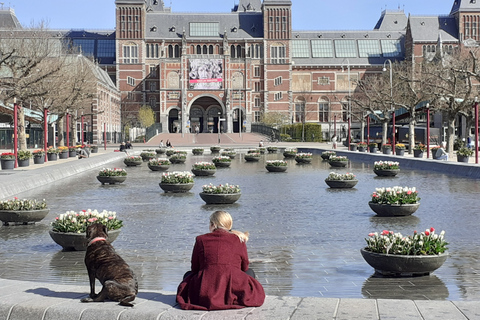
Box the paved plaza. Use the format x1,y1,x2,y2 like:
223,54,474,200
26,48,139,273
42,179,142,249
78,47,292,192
1,134,480,319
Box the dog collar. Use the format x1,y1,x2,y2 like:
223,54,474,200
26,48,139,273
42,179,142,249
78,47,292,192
88,237,107,247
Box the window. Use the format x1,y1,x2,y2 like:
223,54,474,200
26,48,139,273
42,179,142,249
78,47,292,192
318,98,329,122
72,39,95,56
250,44,263,59
295,102,304,122
97,40,115,58
149,97,156,108
274,76,282,86
342,102,348,122
149,81,156,92
254,66,260,77
254,96,261,107
358,40,381,58
334,40,357,58
381,39,402,57
271,44,286,64
317,77,330,85
292,40,310,58
123,44,138,63
274,92,283,101
190,22,219,37
312,40,333,58
254,111,261,123
127,76,135,86
254,82,261,92
149,65,157,77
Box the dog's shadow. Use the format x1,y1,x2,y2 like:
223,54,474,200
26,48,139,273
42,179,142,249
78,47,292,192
25,288,177,305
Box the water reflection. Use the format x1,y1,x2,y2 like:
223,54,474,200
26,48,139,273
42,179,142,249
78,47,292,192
1,151,480,299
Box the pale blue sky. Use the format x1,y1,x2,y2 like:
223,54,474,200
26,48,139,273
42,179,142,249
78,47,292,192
8,0,454,31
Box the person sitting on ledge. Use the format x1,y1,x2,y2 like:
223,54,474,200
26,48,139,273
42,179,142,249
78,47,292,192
119,142,126,152
436,142,448,161
78,145,90,159
176,210,265,310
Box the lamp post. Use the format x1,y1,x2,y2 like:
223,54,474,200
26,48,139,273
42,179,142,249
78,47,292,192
383,59,394,154
66,110,70,148
342,59,351,147
218,112,221,144
367,114,370,145
334,114,337,149
475,97,478,164
426,103,430,159
44,108,48,162
81,113,84,145
13,98,18,168
104,123,107,151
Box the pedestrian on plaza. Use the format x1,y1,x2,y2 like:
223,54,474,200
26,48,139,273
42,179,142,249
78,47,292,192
436,141,448,160
125,141,132,149
159,140,164,148
259,140,264,147
195,125,200,134
176,211,265,310
332,134,337,149
166,140,172,147
119,142,126,152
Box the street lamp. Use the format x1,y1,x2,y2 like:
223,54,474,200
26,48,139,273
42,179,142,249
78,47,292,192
342,59,351,147
475,97,478,164
13,98,18,168
383,59,394,154
81,113,84,145
426,103,430,159
218,112,221,144
66,109,70,148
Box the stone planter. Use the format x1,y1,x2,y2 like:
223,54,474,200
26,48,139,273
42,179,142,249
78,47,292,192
325,179,358,188
358,146,367,152
328,160,347,167
382,148,392,155
47,153,58,161
295,157,312,164
17,159,30,167
169,158,186,164
156,148,167,155
413,150,424,158
90,146,98,154
166,149,175,156
395,149,405,156
214,161,231,167
349,144,358,151
96,176,127,185
210,147,221,154
368,202,420,216
267,148,278,154
49,228,121,251
33,156,45,165
321,153,335,160
244,155,261,162
369,147,378,153
192,169,216,176
0,209,50,226
69,150,77,157
159,182,194,193
148,164,170,171
266,165,287,172
360,248,448,276
373,169,399,177
457,155,469,163
283,152,297,159
192,150,204,155
124,159,142,166
59,151,69,159
199,192,241,204
0,159,15,170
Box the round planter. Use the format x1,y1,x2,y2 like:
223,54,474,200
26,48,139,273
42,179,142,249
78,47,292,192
156,148,166,155
148,164,170,171
368,202,420,216
244,155,261,162
373,169,399,177
90,147,98,154
413,150,424,158
325,179,358,188
124,159,142,166
58,151,69,159
192,150,204,155
192,169,216,176
369,147,378,153
266,165,287,172
210,148,221,154
166,150,175,156
33,156,45,165
170,158,186,164
214,161,231,167
283,152,297,159
0,209,50,226
395,149,405,156
295,157,312,164
69,150,77,157
96,175,127,185
350,145,358,151
321,153,335,160
17,159,30,167
199,192,241,204
360,248,448,276
159,182,194,193
225,154,236,159
328,160,347,167
358,147,366,152
457,155,469,163
47,153,58,161
267,148,278,154
382,148,392,155
0,159,15,170
49,228,121,251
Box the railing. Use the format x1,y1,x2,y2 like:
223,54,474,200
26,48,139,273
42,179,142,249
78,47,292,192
146,123,163,141
251,123,280,141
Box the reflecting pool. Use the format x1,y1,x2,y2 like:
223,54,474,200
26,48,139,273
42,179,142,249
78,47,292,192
1,151,480,300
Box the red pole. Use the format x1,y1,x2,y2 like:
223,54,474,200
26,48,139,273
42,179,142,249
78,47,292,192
81,115,84,145
104,123,107,150
475,100,478,164
66,113,70,148
44,108,48,162
13,99,18,168
367,115,370,144
426,105,430,159
392,110,396,155
348,117,351,148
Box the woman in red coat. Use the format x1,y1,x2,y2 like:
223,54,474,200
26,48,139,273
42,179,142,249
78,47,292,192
176,211,265,310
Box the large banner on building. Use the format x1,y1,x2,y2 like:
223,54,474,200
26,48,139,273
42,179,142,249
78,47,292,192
189,59,223,90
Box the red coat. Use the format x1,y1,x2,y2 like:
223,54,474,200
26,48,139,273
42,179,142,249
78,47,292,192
176,229,265,310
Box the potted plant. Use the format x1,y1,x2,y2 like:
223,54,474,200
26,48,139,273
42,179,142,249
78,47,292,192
169,153,187,164
431,146,441,159
368,186,420,216
324,172,358,188
357,142,368,152
96,168,127,185
191,162,216,176
257,147,266,154
32,149,45,164
159,171,194,193
47,146,59,161
295,152,313,164
140,151,156,161
166,149,176,156
123,155,143,166
1,152,16,170
321,150,336,160
156,147,167,155
361,228,448,276
221,150,236,159
349,142,358,151
283,148,297,158
382,143,392,154
413,144,427,158
148,158,171,171
368,142,378,153
210,145,221,154
17,150,31,167
265,160,288,172
395,143,406,156
457,147,473,163
267,146,278,153
192,148,204,155
244,152,261,162
212,156,232,167
328,155,348,167
68,146,77,157
373,160,399,176
199,183,241,204
0,197,49,225
90,145,99,153
49,209,123,251
58,146,69,159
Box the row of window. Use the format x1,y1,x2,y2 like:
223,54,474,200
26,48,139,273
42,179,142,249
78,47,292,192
422,44,455,56
292,39,402,58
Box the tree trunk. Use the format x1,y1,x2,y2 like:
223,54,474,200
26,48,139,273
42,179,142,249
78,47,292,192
446,115,456,157
408,109,415,154
57,116,64,146
17,104,27,150
382,120,388,145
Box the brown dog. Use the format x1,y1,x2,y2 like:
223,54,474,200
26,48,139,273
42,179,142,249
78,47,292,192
81,223,138,307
